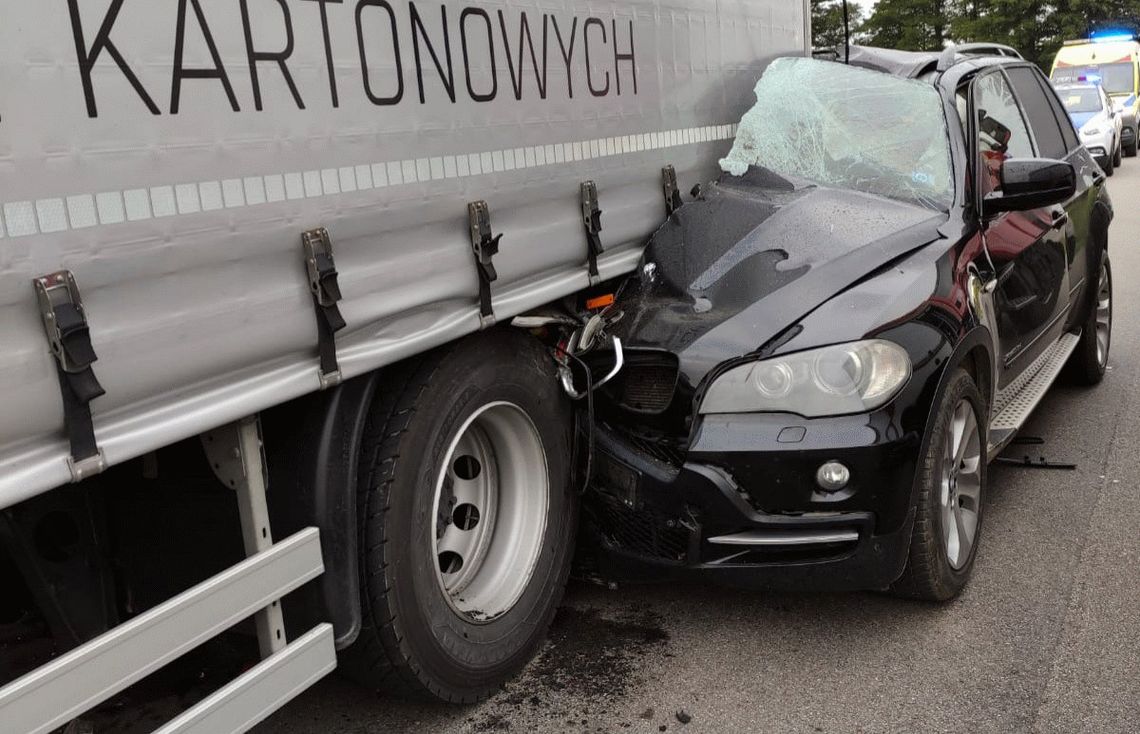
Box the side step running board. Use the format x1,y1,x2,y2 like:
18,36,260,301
988,332,1081,460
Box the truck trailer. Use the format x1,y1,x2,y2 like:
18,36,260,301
0,1,809,731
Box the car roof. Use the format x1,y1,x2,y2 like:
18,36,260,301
842,44,1027,82
844,46,942,79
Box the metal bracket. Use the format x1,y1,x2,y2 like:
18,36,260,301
34,271,89,374
580,181,604,285
662,165,684,216
67,454,107,483
200,416,286,659
302,228,339,308
468,201,502,328
301,228,346,388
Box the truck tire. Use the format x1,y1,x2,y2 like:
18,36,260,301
891,368,986,602
1066,253,1112,386
340,329,576,702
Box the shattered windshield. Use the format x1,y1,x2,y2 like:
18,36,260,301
720,57,954,210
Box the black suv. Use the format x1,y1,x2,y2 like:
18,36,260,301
580,44,1114,600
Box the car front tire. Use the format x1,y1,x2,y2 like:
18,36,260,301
891,368,987,602
1066,253,1112,386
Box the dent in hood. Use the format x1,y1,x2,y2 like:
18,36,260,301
615,171,947,386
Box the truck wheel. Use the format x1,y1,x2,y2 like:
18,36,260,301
1066,253,1112,386
340,329,576,702
891,368,986,602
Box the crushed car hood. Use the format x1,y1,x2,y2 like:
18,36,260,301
615,169,948,386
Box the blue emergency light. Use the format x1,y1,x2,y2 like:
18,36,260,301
1090,31,1135,44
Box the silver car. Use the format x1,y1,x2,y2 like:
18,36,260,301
1057,82,1124,175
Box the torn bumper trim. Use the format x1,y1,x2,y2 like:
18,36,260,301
584,424,916,591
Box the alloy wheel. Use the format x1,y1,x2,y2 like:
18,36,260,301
1095,260,1112,368
941,399,982,570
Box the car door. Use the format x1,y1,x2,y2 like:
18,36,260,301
972,67,1073,386
1033,66,1108,323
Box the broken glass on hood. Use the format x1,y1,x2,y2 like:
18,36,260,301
721,57,953,210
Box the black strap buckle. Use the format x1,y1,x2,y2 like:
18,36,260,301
34,271,106,480
580,181,605,285
663,165,684,216
468,200,502,328
302,228,346,388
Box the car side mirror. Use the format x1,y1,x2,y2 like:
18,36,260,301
983,158,1076,216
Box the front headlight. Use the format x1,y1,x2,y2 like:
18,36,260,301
699,340,911,417
1082,126,1103,136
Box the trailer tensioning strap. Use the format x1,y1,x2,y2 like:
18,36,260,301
302,228,347,389
468,201,502,328
580,181,605,285
34,271,106,481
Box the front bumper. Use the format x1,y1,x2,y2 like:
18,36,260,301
583,412,922,591
1121,113,1137,145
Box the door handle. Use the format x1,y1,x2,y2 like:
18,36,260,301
1051,210,1069,229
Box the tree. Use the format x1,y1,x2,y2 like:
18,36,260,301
857,0,1140,71
861,0,951,51
950,1,1062,69
812,0,865,50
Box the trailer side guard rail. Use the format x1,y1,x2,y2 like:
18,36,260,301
0,527,331,734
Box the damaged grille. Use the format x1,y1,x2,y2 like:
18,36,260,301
621,432,686,468
607,352,680,415
587,491,690,563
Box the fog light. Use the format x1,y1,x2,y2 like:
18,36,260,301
816,461,850,492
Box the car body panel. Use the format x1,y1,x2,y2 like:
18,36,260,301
614,174,947,389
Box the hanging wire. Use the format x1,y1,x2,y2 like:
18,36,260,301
554,345,596,496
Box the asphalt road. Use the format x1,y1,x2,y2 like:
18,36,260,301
258,165,1140,734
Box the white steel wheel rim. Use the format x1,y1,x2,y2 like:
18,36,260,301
431,402,549,623
940,399,982,570
1095,261,1111,368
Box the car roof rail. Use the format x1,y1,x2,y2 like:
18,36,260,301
936,43,1024,72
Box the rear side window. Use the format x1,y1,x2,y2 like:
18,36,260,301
1006,67,1070,160
1041,76,1082,153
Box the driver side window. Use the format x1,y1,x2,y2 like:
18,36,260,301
974,72,1035,193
